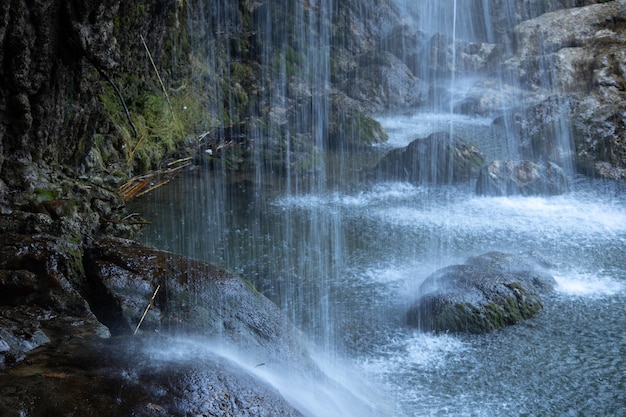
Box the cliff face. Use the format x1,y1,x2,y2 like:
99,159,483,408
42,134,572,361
0,0,182,208
0,0,105,192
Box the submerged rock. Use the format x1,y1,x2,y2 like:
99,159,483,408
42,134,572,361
475,160,569,196
375,131,485,185
407,252,556,334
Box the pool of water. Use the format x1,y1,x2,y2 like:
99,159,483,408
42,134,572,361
132,113,626,416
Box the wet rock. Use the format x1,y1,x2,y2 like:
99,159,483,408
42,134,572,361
341,51,428,113
0,233,110,365
407,252,556,334
493,2,626,178
0,336,305,417
329,93,388,148
375,131,485,185
475,160,569,196
83,237,314,369
418,32,495,77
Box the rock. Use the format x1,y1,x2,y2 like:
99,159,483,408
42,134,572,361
491,1,626,178
490,95,576,165
328,93,388,148
0,233,110,365
375,131,485,185
407,252,556,334
0,336,305,417
418,32,496,77
83,237,314,370
342,51,428,113
475,160,569,196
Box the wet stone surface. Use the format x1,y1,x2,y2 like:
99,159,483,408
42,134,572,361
407,251,557,334
0,336,304,417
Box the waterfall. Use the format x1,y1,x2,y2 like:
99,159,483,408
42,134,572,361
177,0,580,360
183,0,343,354
134,1,626,416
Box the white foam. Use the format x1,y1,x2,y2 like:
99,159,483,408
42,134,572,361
360,331,470,376
554,272,625,297
375,194,626,241
375,112,494,148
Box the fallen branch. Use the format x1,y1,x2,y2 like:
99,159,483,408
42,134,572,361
134,284,161,335
118,158,194,201
135,179,171,198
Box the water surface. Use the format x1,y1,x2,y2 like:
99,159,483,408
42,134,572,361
133,113,626,416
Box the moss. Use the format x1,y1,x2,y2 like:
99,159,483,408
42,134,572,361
485,303,506,327
100,77,207,172
32,188,61,204
242,278,260,296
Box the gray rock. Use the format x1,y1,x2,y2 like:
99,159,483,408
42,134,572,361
407,252,556,334
475,160,569,196
375,131,485,185
83,237,314,371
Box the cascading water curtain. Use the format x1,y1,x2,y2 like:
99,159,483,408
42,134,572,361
184,0,341,355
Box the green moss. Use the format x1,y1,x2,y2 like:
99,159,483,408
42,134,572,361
32,188,60,204
242,278,260,296
100,78,207,172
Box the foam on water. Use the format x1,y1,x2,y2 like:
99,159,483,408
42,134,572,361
373,191,626,241
359,332,471,389
375,112,494,149
274,182,428,209
274,181,626,244
554,271,625,298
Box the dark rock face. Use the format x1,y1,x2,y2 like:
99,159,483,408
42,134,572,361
0,234,317,415
0,336,305,417
475,160,569,196
407,252,556,334
0,233,110,365
375,131,485,185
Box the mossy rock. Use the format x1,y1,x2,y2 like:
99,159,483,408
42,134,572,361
407,252,555,334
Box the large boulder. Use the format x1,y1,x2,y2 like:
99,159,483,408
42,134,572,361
475,160,569,196
0,233,324,415
375,131,485,185
83,237,313,369
407,252,556,334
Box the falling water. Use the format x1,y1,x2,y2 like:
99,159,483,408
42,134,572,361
134,1,626,416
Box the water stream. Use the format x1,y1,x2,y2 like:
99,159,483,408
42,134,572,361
130,1,626,415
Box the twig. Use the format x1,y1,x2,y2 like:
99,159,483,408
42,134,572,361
140,34,176,123
135,179,171,198
134,285,161,335
167,157,193,167
121,177,153,201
